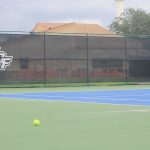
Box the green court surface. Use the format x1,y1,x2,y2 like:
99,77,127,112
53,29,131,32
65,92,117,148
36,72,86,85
0,85,150,150
1,84,150,93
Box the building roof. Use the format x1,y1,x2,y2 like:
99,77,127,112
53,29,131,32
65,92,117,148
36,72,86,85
32,22,115,35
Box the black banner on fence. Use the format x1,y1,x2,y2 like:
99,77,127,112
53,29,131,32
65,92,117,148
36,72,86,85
0,32,150,87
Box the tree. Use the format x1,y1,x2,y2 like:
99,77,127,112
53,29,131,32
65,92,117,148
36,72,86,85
109,8,150,35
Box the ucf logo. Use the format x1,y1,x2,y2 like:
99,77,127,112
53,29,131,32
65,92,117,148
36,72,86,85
0,47,13,71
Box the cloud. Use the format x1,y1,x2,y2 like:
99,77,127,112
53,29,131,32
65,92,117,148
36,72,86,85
0,0,149,31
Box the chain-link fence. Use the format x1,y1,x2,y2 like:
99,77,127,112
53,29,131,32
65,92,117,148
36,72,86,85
0,32,150,87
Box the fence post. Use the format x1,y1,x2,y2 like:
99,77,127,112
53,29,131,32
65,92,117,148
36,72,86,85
86,34,89,85
124,35,128,84
43,32,46,87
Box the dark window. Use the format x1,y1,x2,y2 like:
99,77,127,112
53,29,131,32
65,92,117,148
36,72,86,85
20,59,29,69
129,60,150,78
92,60,123,71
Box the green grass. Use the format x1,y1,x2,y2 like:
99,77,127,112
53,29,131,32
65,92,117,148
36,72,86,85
0,97,150,150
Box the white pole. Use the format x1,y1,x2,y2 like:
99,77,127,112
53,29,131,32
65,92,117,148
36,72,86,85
115,0,124,18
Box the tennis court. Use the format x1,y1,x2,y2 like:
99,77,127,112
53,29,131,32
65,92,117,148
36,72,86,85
0,86,150,150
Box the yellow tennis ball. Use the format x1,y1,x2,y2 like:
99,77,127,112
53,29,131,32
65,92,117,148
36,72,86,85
33,119,40,126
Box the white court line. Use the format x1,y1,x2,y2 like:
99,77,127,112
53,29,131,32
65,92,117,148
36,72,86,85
106,109,150,113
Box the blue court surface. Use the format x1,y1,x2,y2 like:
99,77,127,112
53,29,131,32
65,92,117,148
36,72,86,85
0,89,150,106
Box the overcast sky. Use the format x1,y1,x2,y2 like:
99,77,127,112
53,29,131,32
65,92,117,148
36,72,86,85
0,0,149,31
